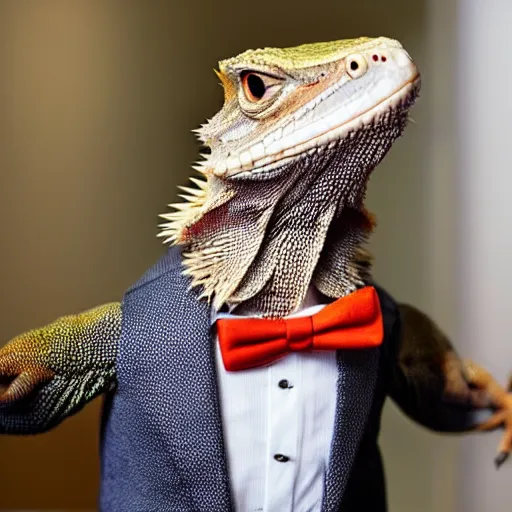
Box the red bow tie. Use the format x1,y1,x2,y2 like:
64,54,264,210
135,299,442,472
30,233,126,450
216,286,384,372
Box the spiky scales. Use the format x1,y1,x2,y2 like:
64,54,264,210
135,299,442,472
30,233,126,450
159,36,420,317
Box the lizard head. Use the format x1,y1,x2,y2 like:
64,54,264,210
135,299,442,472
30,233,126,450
199,36,420,180
159,37,420,314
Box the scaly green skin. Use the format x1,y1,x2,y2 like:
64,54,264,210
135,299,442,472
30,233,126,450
0,303,120,434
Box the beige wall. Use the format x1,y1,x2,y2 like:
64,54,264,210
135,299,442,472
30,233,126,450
0,1,464,510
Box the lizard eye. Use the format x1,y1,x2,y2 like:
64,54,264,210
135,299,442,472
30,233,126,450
346,54,368,79
243,73,266,101
240,71,283,103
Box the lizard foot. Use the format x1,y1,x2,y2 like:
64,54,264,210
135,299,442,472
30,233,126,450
464,360,512,469
0,345,55,405
0,302,120,434
0,370,54,405
476,405,512,468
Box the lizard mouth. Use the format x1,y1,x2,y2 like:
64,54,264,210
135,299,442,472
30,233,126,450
228,76,421,180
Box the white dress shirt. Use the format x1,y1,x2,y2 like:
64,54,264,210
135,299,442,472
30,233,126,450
212,287,338,512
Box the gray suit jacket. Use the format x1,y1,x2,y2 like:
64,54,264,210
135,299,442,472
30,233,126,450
99,247,400,512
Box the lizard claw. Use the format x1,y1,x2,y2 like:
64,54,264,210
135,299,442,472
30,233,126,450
475,392,512,469
495,450,509,469
495,404,512,469
0,369,53,406
0,339,55,406
463,360,512,468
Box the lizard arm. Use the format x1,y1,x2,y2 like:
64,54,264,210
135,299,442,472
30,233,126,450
388,303,512,466
0,302,121,435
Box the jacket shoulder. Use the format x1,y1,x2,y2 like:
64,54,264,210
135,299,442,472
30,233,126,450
368,282,401,352
372,283,399,319
125,246,184,295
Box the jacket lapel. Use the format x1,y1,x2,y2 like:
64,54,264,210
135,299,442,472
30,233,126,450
321,348,380,512
151,253,233,511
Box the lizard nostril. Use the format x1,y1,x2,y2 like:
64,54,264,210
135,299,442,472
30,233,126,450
372,54,379,62
381,55,387,62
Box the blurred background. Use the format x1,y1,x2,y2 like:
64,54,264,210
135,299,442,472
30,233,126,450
0,0,511,510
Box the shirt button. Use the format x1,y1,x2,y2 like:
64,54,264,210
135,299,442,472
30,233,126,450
278,379,290,389
274,454,290,463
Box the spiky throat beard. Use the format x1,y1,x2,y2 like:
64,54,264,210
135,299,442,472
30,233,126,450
160,110,408,318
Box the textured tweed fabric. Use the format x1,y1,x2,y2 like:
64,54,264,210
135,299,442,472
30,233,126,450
99,247,398,512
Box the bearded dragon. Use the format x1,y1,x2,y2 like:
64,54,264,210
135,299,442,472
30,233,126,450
1,36,511,496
